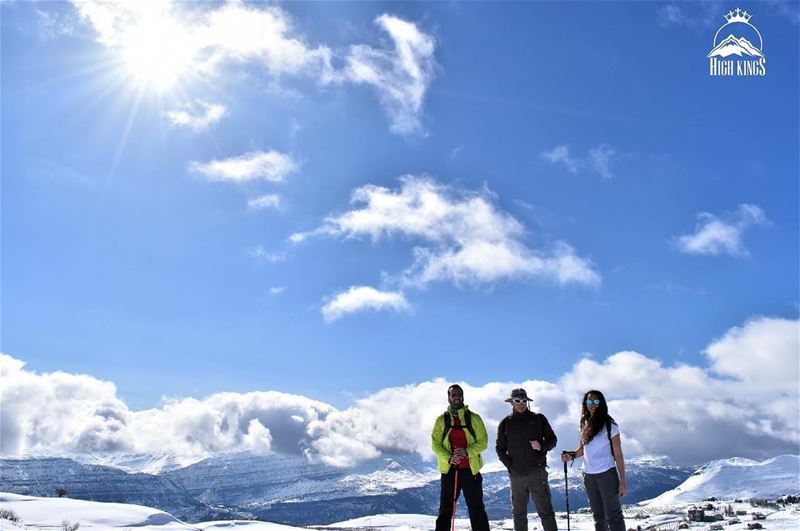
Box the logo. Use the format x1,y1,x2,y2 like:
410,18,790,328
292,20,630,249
708,8,766,77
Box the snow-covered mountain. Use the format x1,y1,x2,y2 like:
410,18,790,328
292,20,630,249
75,452,199,475
645,454,800,505
0,457,233,522
0,452,694,525
15,452,795,525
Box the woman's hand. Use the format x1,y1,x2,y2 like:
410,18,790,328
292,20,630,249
579,424,592,445
618,480,628,497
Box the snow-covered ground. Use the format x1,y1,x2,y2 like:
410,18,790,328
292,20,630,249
3,493,800,531
0,492,196,530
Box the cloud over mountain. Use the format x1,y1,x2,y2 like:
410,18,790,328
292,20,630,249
2,316,796,467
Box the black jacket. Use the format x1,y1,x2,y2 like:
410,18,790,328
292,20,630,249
495,410,557,474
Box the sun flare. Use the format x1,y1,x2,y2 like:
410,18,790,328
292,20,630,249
121,15,194,91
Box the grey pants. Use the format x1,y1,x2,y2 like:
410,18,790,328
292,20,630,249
583,467,626,531
509,467,557,531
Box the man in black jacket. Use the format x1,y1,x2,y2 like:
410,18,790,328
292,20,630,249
495,388,558,531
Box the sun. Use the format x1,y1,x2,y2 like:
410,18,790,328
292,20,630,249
120,15,195,92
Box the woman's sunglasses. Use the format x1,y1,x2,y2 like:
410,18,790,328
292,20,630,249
585,399,601,406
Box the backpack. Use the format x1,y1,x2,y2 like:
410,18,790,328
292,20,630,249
441,409,476,442
605,420,617,460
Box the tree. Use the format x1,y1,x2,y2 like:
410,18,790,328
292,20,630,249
0,509,20,522
55,487,67,498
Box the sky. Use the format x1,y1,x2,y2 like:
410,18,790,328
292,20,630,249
1,1,798,468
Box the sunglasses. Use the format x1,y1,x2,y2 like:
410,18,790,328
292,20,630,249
585,399,601,406
512,398,528,404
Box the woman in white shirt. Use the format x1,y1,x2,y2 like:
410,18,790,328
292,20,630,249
561,390,627,531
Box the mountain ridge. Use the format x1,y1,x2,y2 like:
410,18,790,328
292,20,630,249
4,452,794,525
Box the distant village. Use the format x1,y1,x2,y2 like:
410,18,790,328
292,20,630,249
616,494,800,531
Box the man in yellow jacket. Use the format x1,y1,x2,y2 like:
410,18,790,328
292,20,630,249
431,384,490,531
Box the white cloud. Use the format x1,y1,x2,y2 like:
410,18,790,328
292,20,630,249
166,100,226,131
541,145,581,174
656,4,722,29
190,150,298,183
246,246,286,264
247,194,282,210
342,15,436,135
294,176,600,290
542,144,617,178
588,144,616,179
269,286,286,296
197,2,336,79
676,204,767,256
71,0,130,47
705,316,798,393
71,1,332,75
658,5,687,27
1,315,797,466
0,352,334,459
36,8,75,40
69,2,435,135
321,286,409,322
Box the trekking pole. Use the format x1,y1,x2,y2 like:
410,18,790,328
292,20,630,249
450,467,459,531
561,451,577,531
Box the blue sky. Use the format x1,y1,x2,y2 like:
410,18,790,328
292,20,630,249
1,2,799,464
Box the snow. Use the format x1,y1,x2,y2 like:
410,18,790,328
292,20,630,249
323,514,437,528
2,493,800,531
645,455,800,506
0,492,195,530
1,454,798,530
75,453,199,475
196,522,304,530
339,467,439,494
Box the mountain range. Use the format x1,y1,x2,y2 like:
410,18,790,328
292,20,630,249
0,451,694,525
1,456,798,531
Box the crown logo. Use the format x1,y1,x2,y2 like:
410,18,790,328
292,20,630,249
724,7,752,24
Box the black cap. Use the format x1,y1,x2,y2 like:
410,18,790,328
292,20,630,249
504,388,530,402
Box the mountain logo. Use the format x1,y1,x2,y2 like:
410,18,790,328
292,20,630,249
708,8,766,77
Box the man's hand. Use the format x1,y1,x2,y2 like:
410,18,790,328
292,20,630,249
530,440,542,451
450,447,467,465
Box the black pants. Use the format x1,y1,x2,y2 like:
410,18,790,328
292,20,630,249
510,467,557,531
435,468,490,531
583,467,626,531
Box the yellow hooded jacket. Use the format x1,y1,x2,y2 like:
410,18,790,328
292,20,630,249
430,405,488,475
